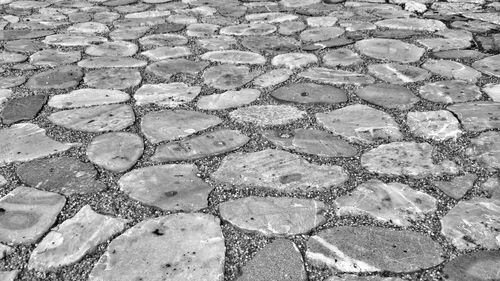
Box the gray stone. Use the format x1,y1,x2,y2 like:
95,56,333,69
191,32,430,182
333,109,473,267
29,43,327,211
84,68,142,89
201,50,265,64
253,69,292,88
443,250,500,281
48,89,130,109
230,105,306,126
423,59,482,83
0,243,13,259
220,23,276,36
355,38,425,63
197,35,237,50
447,102,500,132
472,54,500,78
26,66,83,89
77,57,147,68
419,80,482,104
0,30,54,40
1,95,46,125
212,149,348,192
418,38,471,52
407,110,462,141
134,83,201,106
30,50,81,67
271,83,347,105
299,68,375,85
433,50,488,60
141,46,191,61
483,84,500,102
203,64,259,90
355,84,419,110
323,48,362,67
0,186,65,244
271,53,317,69
43,34,107,46
279,21,306,35
88,213,224,281
0,76,26,88
0,271,19,281
368,63,431,84
0,51,27,64
433,174,477,200
85,41,138,56
300,27,345,42
241,36,299,55
197,89,260,110
145,59,208,79
326,276,404,281
375,18,446,31
466,131,500,170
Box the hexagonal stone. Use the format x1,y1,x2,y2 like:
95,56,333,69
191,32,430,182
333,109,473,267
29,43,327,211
48,89,130,109
441,198,500,250
254,68,292,88
220,23,276,36
466,131,500,170
84,68,142,89
323,48,362,67
361,142,459,178
447,102,500,132
134,83,201,106
28,205,127,271
299,68,374,85
0,186,65,244
271,83,346,105
30,50,81,67
212,149,348,192
242,36,299,55
197,89,260,110
316,104,402,144
220,196,326,236
1,95,47,125
306,226,444,273
145,59,208,79
262,128,356,157
368,63,431,84
423,59,482,83
77,57,147,68
433,174,477,200
0,123,74,167
375,18,446,31
407,110,462,141
443,250,500,281
26,66,83,89
230,105,306,126
85,41,138,57
472,54,500,78
237,239,307,281
419,80,482,104
203,64,259,90
87,132,144,173
88,213,224,281
43,34,107,46
300,27,345,43
152,129,249,162
141,110,222,143
48,104,135,133
355,84,419,110
355,38,424,63
335,180,437,227
141,46,191,61
271,53,318,69
17,157,105,196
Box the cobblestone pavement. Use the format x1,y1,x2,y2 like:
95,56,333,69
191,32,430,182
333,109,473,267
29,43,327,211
1,0,500,280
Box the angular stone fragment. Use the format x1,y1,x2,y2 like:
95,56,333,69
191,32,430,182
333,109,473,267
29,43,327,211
85,41,138,57
466,131,500,170
230,105,306,126
30,50,81,67
0,186,65,244
78,57,146,68
407,110,462,141
375,18,446,31
472,54,500,78
237,239,307,281
306,226,444,272
447,102,500,132
271,83,346,105
443,250,500,281
419,80,482,104
134,83,201,106
201,50,265,65
220,196,326,236
355,84,419,110
361,142,459,177
368,63,431,84
220,23,276,36
152,129,249,162
197,89,260,110
335,180,437,226
253,69,292,88
87,133,144,173
0,123,74,167
423,59,482,82
299,68,374,85
48,89,130,109
317,104,402,144
146,59,208,79
355,38,425,63
203,64,258,90
212,149,348,191
1,95,46,125
141,110,222,144
84,68,142,89
26,66,83,89
441,198,500,250
323,48,362,67
28,205,127,271
88,213,224,281
433,174,477,200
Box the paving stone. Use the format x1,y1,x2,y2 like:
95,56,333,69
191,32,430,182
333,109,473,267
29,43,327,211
203,64,259,90
78,57,146,68
262,128,357,158
317,104,402,144
197,89,260,110
253,68,292,88
433,50,488,60
278,20,306,35
483,83,500,102
335,180,437,226
300,27,345,42
0,76,26,88
0,270,19,281
237,239,307,281
465,131,500,171
443,250,500,281
220,196,325,236
0,186,65,244
141,110,222,144
375,18,446,31
139,34,188,48
306,226,444,272
141,46,191,61
0,123,74,167
28,205,127,271
423,59,482,82
271,53,317,69
48,104,135,133
271,83,347,105
418,38,471,52
197,35,237,50
281,0,320,7
67,22,109,34
88,213,224,281
201,50,266,65
43,34,107,47
355,38,425,63
441,197,500,250
355,84,419,110
241,36,300,55
472,54,500,78
230,105,306,126
0,243,13,259
134,83,201,107
17,157,105,196
26,66,83,89
220,23,276,36
0,30,54,41
407,110,462,141
368,63,432,84
30,49,81,67
110,26,149,40
84,68,142,89
419,80,482,104
299,67,375,85
326,276,404,281
212,149,348,192
323,48,362,67
3,39,45,54
0,51,27,64
433,174,477,200
145,59,208,79
1,95,46,125
361,142,459,178
186,23,219,37
87,132,144,173
48,89,130,109
447,102,500,132
85,41,138,57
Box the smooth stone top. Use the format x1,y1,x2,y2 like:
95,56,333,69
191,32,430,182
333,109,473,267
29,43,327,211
134,83,201,106
48,89,130,109
375,18,446,31
201,50,266,64
443,250,500,281
355,84,419,110
368,63,431,84
447,102,500,132
466,131,500,170
472,54,500,78
271,83,347,105
229,105,306,126
299,67,375,85
197,89,260,110
355,38,425,63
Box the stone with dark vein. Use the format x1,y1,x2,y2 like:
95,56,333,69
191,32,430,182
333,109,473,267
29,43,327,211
271,83,347,105
1,95,46,125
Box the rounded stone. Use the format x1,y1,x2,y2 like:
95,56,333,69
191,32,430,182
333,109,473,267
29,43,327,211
271,83,347,105
355,84,419,110
419,80,482,104
355,38,425,63
84,68,142,89
230,105,306,126
87,132,144,172
85,41,138,56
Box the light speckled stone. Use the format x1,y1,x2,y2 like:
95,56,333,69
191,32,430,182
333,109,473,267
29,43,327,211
271,53,317,69
253,68,292,88
201,50,265,65
473,54,500,78
230,105,306,126
84,68,142,89
299,68,374,85
220,23,276,36
48,89,129,109
203,64,259,90
77,57,146,68
141,46,191,61
323,48,362,67
407,110,462,141
197,89,260,110
423,59,482,83
355,38,425,63
433,174,477,200
483,83,500,102
375,18,446,31
368,63,431,84
466,131,500,170
87,132,144,172
447,102,500,132
134,83,200,106
30,50,81,67
419,80,482,104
